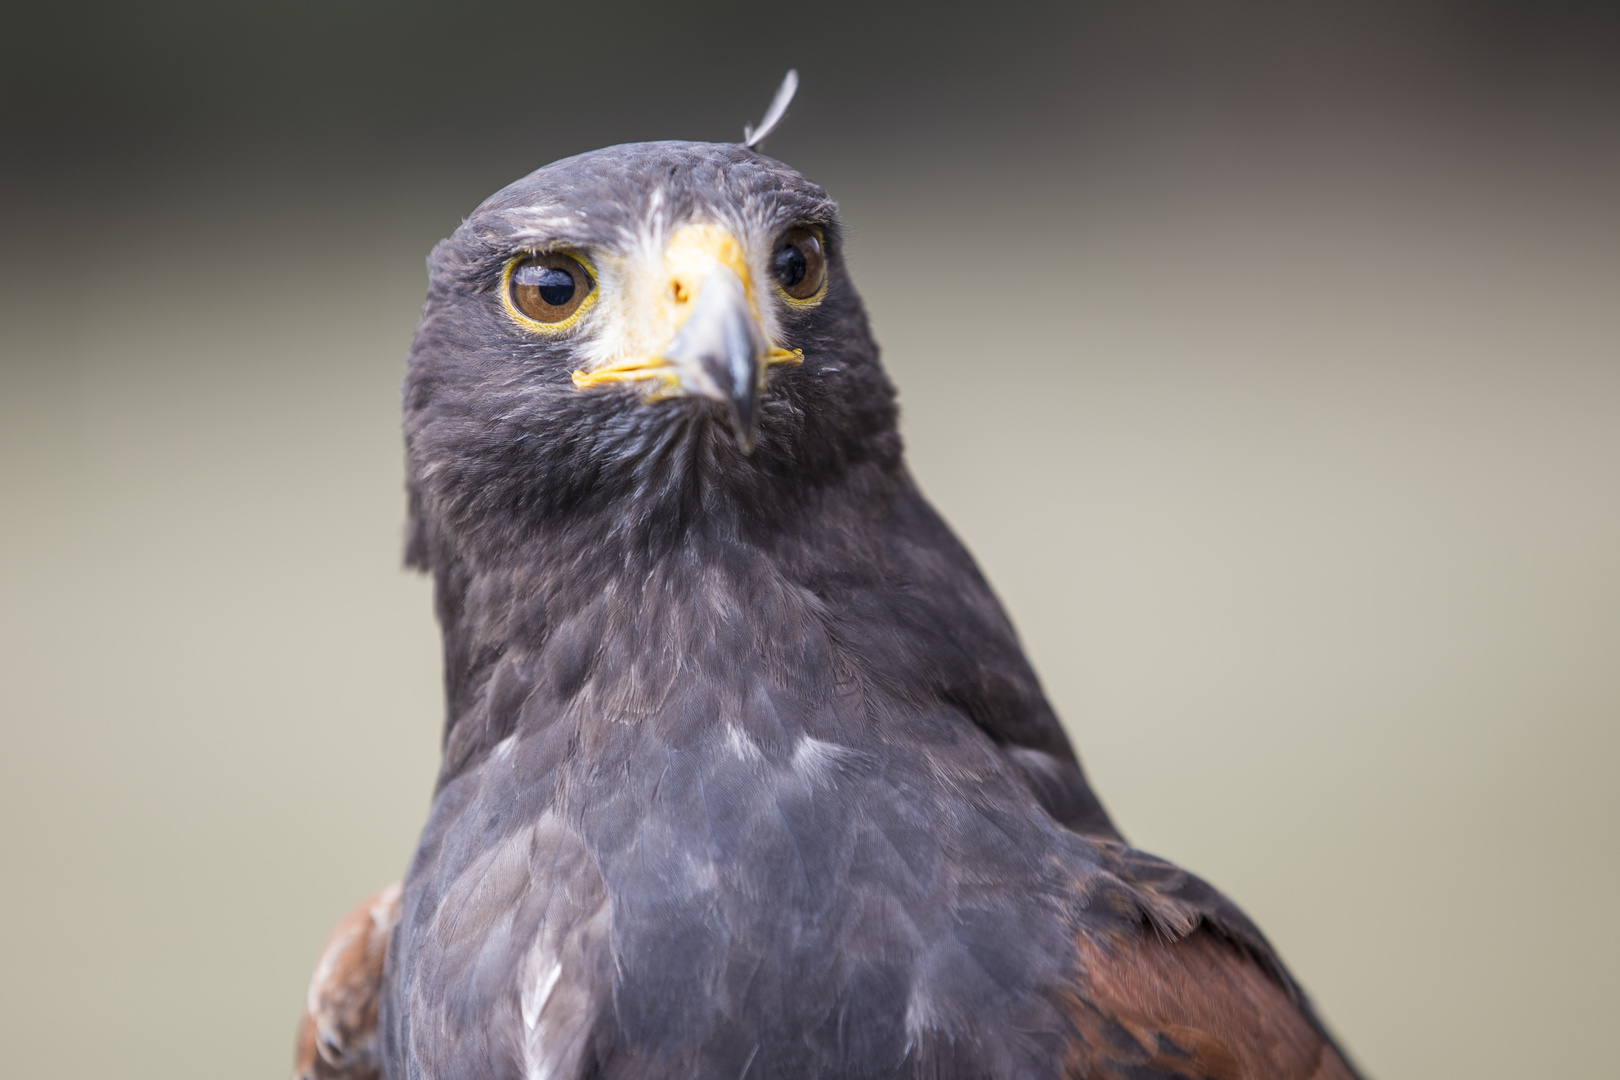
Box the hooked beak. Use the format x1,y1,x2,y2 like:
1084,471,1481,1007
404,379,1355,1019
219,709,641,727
569,223,801,454
660,264,766,452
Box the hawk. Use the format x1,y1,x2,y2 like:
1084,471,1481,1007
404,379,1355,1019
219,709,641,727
296,79,1360,1080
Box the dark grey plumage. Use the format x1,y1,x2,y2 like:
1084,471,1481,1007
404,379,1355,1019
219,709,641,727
374,141,1360,1080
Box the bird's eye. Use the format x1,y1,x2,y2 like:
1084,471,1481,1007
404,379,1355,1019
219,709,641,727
509,253,594,324
771,226,825,301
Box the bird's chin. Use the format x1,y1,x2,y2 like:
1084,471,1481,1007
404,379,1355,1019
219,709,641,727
572,347,802,453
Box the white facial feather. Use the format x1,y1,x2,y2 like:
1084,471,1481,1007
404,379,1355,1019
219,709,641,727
508,182,794,378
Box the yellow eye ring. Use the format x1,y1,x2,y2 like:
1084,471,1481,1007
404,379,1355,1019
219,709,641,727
500,250,601,333
771,224,828,308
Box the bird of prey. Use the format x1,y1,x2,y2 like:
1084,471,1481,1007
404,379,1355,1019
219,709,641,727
296,81,1361,1080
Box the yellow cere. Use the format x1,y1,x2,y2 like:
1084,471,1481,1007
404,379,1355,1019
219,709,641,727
662,223,756,316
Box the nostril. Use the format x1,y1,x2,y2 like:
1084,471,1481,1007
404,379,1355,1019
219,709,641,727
672,281,690,304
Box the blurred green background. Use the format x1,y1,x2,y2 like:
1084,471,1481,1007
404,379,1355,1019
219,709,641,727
2,3,1616,1077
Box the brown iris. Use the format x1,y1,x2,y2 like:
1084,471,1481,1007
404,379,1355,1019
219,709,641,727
510,252,593,323
771,226,825,300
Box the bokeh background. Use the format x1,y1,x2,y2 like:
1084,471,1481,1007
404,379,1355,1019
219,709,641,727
2,3,1616,1077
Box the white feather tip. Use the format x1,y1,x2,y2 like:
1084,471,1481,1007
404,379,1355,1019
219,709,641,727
743,69,799,148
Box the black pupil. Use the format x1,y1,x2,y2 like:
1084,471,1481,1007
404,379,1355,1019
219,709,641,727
772,244,807,288
534,267,575,306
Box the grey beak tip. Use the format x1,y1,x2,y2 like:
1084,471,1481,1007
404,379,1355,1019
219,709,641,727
732,410,759,454
663,265,767,454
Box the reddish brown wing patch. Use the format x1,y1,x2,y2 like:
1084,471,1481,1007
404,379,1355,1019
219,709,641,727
294,884,402,1080
1063,928,1355,1080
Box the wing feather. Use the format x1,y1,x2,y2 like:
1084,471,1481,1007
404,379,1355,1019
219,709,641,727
1062,927,1357,1080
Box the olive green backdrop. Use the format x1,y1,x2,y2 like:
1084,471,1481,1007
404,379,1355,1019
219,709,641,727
2,3,1616,1077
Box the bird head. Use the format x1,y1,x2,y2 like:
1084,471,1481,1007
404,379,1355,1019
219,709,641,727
403,141,899,566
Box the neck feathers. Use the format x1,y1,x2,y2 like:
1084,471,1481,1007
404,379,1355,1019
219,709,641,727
418,455,905,785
